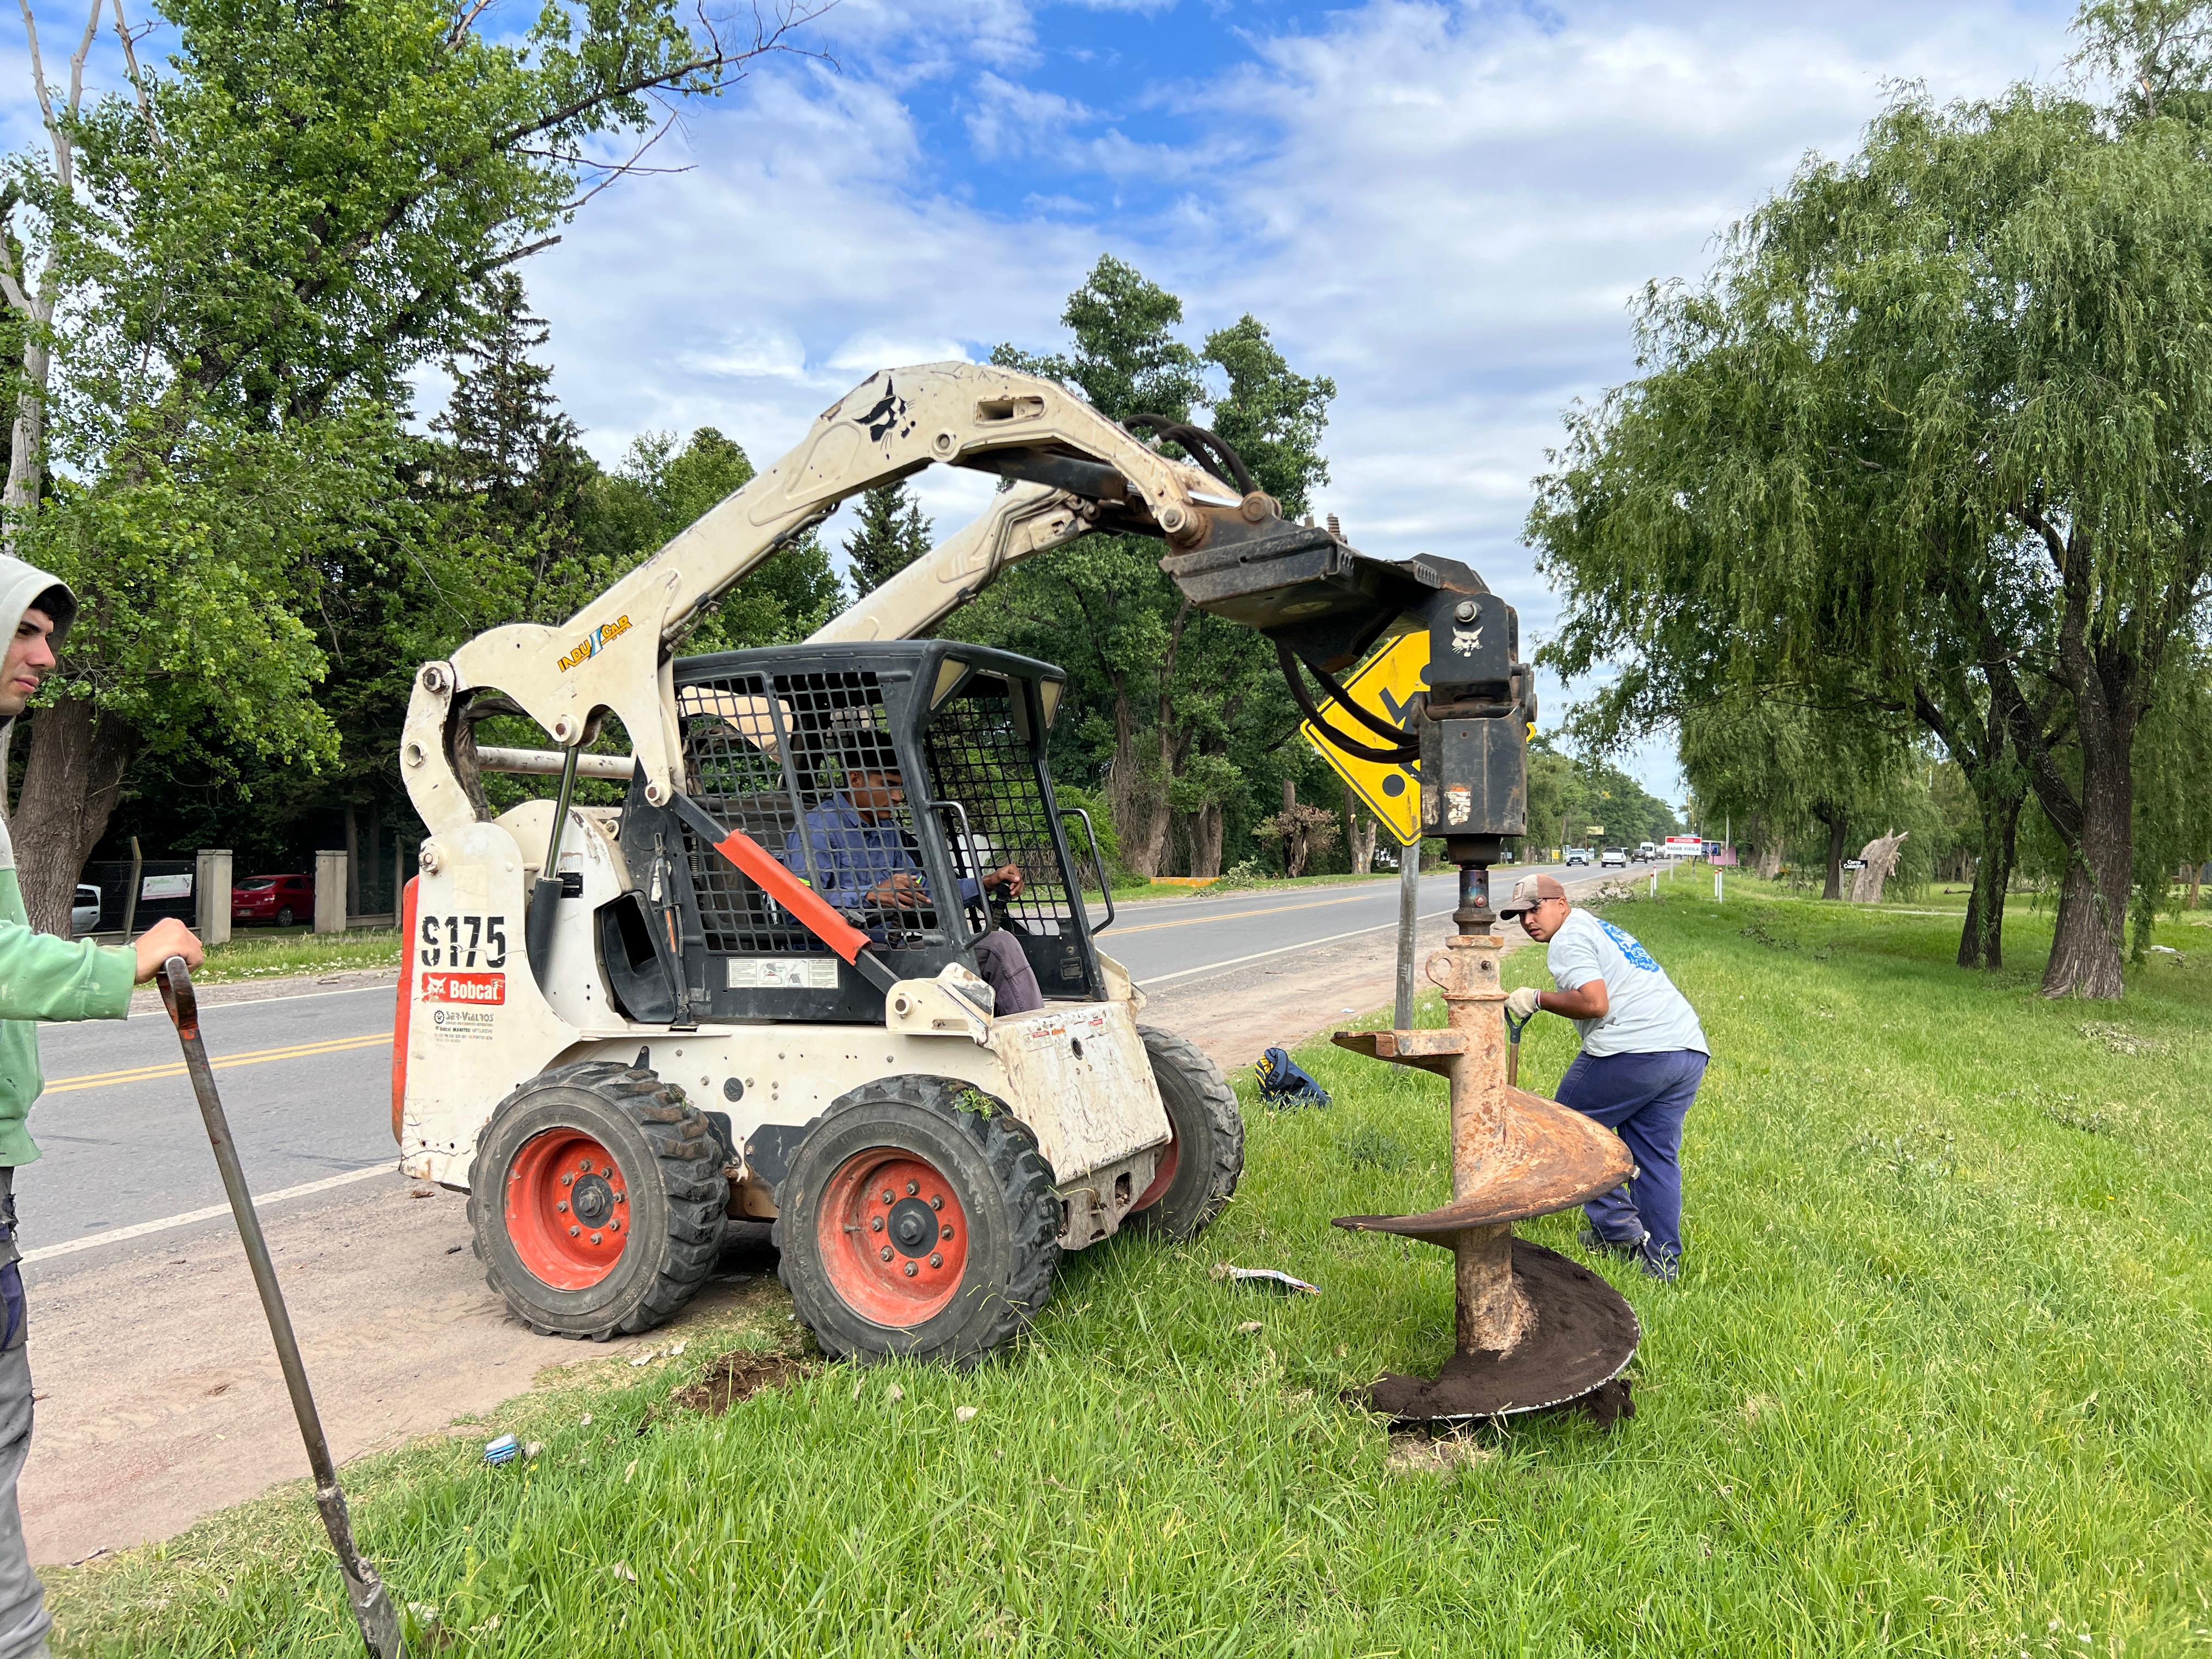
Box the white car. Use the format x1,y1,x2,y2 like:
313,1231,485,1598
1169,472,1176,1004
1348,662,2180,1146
1600,847,1628,868
1564,847,1592,867
71,883,100,934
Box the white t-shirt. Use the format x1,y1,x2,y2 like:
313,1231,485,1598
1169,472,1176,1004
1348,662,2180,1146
1544,909,1708,1058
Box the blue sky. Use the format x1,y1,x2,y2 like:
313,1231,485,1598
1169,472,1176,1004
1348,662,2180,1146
5,0,2086,808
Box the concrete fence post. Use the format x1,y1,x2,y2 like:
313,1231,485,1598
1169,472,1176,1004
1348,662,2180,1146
314,849,348,934
196,849,233,946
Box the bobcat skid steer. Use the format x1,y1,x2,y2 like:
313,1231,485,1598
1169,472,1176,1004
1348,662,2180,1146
393,363,1280,1366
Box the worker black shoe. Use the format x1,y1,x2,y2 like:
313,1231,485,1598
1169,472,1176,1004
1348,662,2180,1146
1578,1226,1646,1259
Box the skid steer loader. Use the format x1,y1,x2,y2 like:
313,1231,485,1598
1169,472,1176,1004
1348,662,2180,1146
393,360,1539,1372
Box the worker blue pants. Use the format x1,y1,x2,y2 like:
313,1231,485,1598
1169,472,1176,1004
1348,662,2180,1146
1554,1048,1707,1262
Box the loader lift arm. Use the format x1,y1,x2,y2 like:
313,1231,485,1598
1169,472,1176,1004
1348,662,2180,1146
400,359,1532,934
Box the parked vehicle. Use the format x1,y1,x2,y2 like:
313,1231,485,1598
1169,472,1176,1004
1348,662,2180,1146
1635,842,1658,861
1564,847,1592,867
71,883,100,934
1600,847,1628,868
233,873,314,928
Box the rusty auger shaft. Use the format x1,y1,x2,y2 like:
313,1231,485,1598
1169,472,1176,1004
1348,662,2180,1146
1331,924,1641,1425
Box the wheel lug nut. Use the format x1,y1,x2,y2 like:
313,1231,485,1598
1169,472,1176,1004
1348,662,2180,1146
556,1200,568,1213
870,1216,884,1232
929,1195,943,1210
879,1246,894,1262
940,1223,954,1240
903,1261,918,1277
881,1189,894,1204
609,1218,621,1232
562,1173,574,1186
906,1180,918,1195
569,1226,580,1237
928,1252,943,1268
590,1232,603,1245
579,1158,592,1171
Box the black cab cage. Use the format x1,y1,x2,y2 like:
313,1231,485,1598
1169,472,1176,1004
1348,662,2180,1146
597,641,1110,1025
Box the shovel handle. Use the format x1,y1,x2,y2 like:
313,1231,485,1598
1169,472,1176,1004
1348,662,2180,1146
157,958,408,1659
1503,1007,1531,1089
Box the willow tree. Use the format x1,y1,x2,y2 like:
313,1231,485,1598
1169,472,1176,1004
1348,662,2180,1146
1532,2,2212,998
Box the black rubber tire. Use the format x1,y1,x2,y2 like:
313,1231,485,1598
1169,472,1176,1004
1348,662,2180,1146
275,906,294,928
469,1060,726,1340
774,1076,1062,1368
1128,1024,1244,1240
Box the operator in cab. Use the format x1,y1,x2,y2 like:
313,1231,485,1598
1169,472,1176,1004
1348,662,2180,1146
0,558,204,1658
1498,873,1707,1282
783,730,1045,1014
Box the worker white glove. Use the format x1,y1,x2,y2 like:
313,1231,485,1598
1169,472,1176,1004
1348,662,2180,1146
1505,986,1543,1020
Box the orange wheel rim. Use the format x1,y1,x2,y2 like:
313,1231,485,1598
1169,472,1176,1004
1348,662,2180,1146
817,1152,969,1325
506,1130,631,1290
1132,1127,1179,1213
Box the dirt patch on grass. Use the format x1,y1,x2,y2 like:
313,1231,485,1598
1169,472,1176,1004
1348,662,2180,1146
1384,1430,1496,1477
668,1350,812,1417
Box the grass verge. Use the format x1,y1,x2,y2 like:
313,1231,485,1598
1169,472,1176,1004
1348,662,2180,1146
47,889,2212,1655
187,928,404,984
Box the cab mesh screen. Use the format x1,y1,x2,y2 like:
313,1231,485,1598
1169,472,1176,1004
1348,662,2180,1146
922,676,1077,944
678,669,937,953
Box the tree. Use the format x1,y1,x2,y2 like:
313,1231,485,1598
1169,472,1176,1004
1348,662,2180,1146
843,482,932,599
1531,3,2212,997
966,256,1335,879
0,0,814,933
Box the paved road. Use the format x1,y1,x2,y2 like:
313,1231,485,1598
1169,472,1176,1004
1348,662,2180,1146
18,862,1571,1262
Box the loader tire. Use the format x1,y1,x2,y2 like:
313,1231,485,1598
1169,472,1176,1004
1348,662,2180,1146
1128,1024,1244,1240
469,1060,726,1341
774,1077,1062,1369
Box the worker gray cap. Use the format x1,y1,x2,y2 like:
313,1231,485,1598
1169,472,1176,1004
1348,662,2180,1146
1497,873,1567,919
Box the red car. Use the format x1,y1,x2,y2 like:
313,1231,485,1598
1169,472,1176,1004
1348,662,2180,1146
232,873,314,928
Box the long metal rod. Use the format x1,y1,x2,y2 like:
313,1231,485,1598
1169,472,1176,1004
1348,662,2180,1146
1393,844,1420,1029
157,959,407,1659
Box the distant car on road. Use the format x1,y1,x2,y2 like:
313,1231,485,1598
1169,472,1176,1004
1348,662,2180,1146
1600,847,1628,868
71,883,100,934
1635,842,1658,862
1564,847,1592,867
233,873,314,928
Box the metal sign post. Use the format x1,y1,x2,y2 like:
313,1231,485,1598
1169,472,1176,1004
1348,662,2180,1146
1395,847,1420,1029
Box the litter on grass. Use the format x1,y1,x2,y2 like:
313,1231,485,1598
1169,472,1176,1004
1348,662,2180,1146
1213,1263,1319,1295
482,1434,520,1466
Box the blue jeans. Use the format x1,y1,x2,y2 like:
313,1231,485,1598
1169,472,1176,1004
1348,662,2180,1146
1555,1048,1707,1260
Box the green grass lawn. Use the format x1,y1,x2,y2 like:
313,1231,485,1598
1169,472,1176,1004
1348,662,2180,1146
49,889,2212,1655
188,927,403,984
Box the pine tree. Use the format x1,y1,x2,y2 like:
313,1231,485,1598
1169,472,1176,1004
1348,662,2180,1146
843,481,933,598
430,273,597,621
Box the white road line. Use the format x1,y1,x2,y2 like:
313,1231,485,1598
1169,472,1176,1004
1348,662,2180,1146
1139,906,1461,989
21,1164,398,1265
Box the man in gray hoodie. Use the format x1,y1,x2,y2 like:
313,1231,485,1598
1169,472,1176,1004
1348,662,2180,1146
0,557,201,1656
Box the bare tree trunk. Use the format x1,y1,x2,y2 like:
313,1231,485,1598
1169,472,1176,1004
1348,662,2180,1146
2042,743,2132,1000
1848,831,1907,903
1339,783,1376,875
1815,801,1847,900
1189,803,1223,878
1957,783,2022,970
1280,778,1296,873
14,699,134,936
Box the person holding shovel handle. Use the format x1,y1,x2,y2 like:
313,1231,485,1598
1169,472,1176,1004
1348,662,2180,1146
0,560,203,1658
1498,872,1707,1283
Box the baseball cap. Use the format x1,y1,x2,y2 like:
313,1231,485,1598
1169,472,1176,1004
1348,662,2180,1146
1497,873,1566,919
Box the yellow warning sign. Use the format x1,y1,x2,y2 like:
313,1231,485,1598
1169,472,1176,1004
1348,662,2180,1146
1298,631,1426,847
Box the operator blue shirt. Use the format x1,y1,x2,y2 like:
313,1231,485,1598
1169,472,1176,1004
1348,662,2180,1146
782,794,981,913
